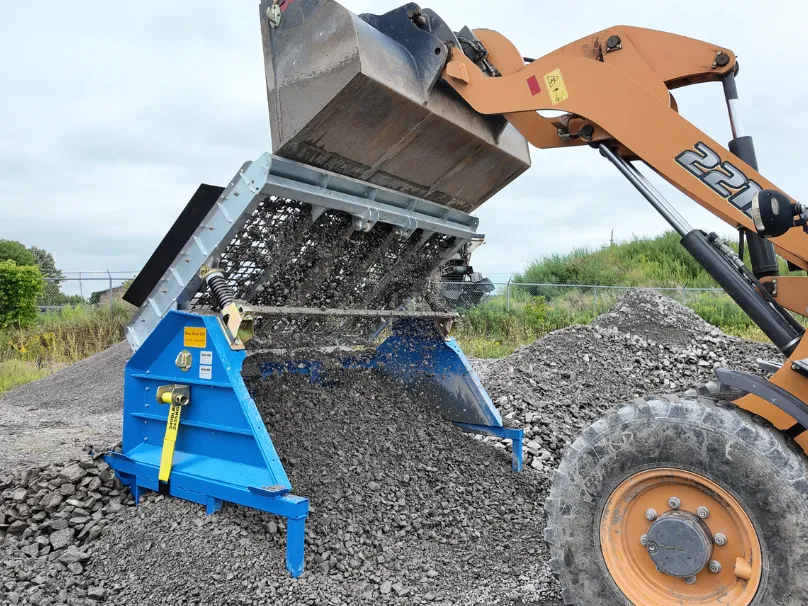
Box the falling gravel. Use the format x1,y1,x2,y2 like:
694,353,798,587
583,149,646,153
0,290,784,605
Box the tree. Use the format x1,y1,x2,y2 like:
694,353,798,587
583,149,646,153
0,241,75,307
29,246,65,306
0,240,36,267
29,247,62,280
0,260,43,328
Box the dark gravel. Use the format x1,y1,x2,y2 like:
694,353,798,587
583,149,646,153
0,290,782,605
476,290,780,473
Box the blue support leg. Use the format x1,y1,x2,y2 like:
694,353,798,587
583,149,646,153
286,517,306,578
370,319,524,472
206,497,223,515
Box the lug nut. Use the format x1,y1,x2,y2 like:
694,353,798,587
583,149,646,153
714,533,727,546
684,575,697,585
697,506,710,519
645,508,658,521
640,534,648,547
709,560,722,574
668,497,681,509
647,542,658,554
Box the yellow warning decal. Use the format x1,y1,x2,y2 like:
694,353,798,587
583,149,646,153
544,69,569,105
183,327,207,348
158,404,183,482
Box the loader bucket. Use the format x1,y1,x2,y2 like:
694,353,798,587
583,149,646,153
258,0,531,212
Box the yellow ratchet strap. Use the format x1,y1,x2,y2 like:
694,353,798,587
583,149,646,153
158,393,184,482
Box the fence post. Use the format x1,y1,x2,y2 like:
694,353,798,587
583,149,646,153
593,285,598,317
107,270,114,312
681,285,687,305
506,278,512,312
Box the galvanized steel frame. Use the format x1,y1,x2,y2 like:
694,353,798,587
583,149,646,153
126,153,481,351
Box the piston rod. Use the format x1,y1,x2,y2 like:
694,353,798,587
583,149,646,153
601,144,802,355
599,145,691,237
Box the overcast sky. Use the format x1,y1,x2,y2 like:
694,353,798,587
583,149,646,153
1,1,805,281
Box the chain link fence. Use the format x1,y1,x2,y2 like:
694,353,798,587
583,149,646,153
40,273,745,330
433,281,748,328
38,272,137,312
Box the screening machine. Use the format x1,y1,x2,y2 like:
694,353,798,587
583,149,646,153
104,1,531,577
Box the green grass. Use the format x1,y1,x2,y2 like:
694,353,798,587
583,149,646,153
0,359,52,393
450,231,802,357
517,231,797,289
0,302,134,394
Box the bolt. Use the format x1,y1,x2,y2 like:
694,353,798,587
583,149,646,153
709,560,722,574
668,497,681,510
267,3,282,28
640,534,648,546
697,506,710,519
605,35,621,51
716,52,731,67
684,575,697,585
647,542,658,554
645,508,657,521
714,533,727,546
579,124,595,141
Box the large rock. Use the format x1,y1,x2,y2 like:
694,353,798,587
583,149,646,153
49,528,74,550
57,545,90,565
59,464,87,484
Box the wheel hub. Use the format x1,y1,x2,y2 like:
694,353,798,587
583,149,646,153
646,510,713,578
600,468,762,605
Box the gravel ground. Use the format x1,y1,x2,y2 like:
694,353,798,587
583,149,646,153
0,290,783,605
0,343,128,473
476,290,780,473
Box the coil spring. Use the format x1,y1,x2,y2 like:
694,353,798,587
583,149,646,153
206,273,235,310
425,287,449,313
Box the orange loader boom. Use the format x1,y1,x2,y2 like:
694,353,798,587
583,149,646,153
441,25,808,450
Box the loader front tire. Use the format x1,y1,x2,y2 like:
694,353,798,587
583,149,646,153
546,396,808,605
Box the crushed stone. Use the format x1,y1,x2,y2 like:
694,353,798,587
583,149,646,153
0,290,784,605
0,342,129,473
475,290,780,473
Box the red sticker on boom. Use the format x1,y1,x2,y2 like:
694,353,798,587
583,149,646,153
527,75,542,96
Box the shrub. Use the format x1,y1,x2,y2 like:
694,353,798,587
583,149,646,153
0,261,43,329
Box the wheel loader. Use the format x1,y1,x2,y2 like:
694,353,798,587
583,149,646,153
112,0,808,602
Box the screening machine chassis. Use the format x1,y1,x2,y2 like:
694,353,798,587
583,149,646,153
105,154,523,577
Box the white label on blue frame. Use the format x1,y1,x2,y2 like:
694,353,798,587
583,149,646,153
199,365,212,380
200,351,213,365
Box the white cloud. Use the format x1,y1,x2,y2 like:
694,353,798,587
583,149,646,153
1,0,804,278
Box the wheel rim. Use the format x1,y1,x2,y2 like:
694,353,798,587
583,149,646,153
600,468,762,605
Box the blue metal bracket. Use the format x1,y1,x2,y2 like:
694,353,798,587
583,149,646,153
104,311,309,578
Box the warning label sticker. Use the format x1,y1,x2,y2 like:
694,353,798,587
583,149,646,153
184,327,207,349
544,69,569,105
200,351,213,365
199,365,212,380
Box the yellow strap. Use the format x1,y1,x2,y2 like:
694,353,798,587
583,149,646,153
158,403,183,482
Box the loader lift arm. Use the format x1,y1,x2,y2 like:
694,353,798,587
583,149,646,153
439,24,808,446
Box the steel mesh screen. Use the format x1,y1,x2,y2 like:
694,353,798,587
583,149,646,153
190,196,462,347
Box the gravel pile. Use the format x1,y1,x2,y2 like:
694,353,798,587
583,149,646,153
475,290,780,472
76,371,555,605
0,343,128,473
0,289,781,605
0,457,135,605
593,288,721,347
